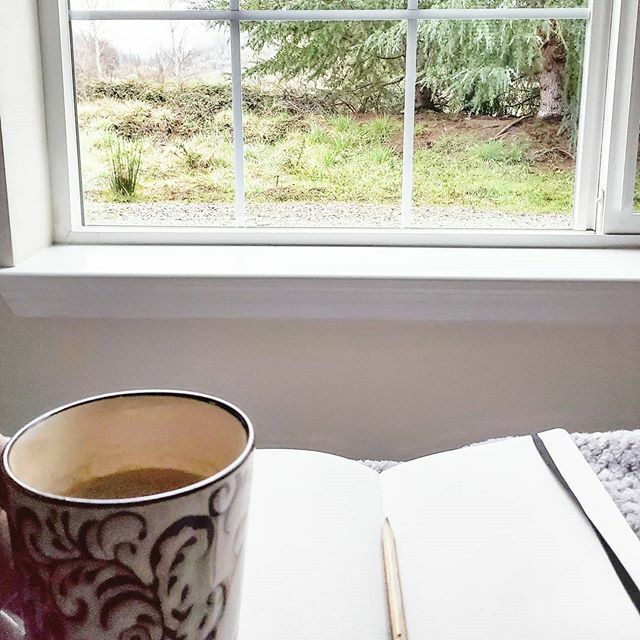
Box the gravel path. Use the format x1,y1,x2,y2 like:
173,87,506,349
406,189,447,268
85,202,572,230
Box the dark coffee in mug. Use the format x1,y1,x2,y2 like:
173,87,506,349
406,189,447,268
65,467,207,499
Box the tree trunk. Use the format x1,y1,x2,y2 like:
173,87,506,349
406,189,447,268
415,84,439,112
537,25,566,120
93,36,103,79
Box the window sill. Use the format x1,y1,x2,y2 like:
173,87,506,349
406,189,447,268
2,245,640,322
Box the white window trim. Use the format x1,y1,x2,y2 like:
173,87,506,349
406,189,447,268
0,1,51,269
601,0,640,233
34,0,626,248
572,0,613,231
3,244,640,323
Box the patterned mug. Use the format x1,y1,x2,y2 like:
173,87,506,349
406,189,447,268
0,390,254,640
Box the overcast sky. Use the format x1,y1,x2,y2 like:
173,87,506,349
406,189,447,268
71,0,194,8
70,0,227,58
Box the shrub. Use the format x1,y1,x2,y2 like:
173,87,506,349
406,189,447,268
164,83,232,130
78,79,166,104
106,136,142,200
78,79,338,118
109,102,197,140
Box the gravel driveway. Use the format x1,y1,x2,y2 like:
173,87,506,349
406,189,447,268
85,202,572,230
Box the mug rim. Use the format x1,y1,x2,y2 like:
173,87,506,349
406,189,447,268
1,389,255,508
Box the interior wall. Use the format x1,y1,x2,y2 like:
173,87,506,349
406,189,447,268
0,0,51,267
1,297,639,460
1,2,639,460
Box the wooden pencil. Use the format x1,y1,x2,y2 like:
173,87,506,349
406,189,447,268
382,517,408,640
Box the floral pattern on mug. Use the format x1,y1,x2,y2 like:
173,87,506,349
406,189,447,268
6,464,251,640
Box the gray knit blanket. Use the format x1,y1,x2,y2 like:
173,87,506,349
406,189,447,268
362,430,640,539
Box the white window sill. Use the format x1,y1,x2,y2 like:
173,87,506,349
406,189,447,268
2,245,640,322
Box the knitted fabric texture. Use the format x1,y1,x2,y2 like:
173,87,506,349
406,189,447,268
361,430,640,539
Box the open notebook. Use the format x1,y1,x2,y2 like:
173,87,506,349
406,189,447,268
238,429,640,639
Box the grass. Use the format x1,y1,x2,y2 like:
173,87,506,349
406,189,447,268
106,135,142,200
413,137,574,214
78,86,576,215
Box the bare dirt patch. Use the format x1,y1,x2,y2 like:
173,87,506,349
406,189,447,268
390,112,574,170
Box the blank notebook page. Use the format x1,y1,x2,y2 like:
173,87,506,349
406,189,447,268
238,449,388,640
381,430,640,640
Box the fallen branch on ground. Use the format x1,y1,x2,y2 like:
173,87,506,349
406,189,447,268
532,147,575,161
492,115,532,140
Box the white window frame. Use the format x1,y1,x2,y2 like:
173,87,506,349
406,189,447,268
600,0,640,233
34,0,636,247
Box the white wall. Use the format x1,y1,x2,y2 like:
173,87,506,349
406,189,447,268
2,296,639,460
0,0,51,267
1,2,639,460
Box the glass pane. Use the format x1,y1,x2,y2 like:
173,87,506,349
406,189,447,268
238,1,407,8
241,20,405,228
417,1,587,7
410,18,586,229
70,1,198,9
71,19,236,226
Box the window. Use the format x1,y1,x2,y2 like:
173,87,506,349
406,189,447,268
35,1,640,244
600,0,640,233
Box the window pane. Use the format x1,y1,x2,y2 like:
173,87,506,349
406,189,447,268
410,18,585,229
417,1,587,7
241,20,405,228
238,1,406,7
71,19,236,226
70,1,198,9
69,10,588,231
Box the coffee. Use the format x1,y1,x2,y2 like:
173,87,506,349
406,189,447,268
66,467,206,499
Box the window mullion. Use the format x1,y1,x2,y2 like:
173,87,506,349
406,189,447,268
67,9,590,22
230,0,246,227
401,0,418,228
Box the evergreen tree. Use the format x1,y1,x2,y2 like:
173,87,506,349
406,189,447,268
194,0,585,126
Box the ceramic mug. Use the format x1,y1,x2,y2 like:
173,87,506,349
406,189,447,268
0,390,254,640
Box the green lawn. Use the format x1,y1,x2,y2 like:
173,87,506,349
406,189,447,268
78,93,576,215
